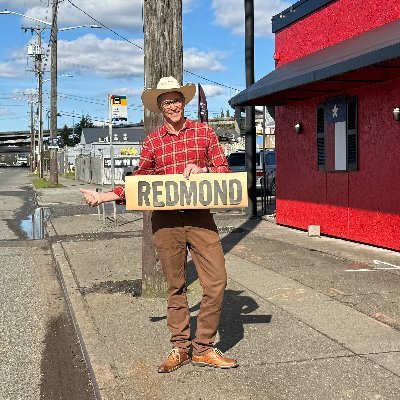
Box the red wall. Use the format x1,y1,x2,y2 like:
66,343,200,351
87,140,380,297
275,79,400,251
275,0,400,66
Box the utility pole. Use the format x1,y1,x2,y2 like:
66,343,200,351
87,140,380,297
244,0,257,217
142,0,183,296
24,91,37,171
49,0,59,185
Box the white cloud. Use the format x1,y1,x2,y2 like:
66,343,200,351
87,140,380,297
0,48,27,78
183,0,197,14
200,84,228,98
184,48,226,72
4,0,144,33
57,34,144,78
0,0,38,7
211,0,291,37
110,87,143,98
0,63,23,78
0,107,10,116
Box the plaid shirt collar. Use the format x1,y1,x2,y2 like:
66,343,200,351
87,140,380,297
159,118,193,137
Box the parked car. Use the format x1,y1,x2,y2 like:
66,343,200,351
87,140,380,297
122,165,138,181
227,149,276,195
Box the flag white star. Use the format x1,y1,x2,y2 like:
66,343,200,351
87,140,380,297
332,104,339,118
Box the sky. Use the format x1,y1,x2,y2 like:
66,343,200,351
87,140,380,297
0,0,291,133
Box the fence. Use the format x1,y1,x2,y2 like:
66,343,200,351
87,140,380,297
73,154,139,185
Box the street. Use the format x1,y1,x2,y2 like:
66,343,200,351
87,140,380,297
0,167,95,399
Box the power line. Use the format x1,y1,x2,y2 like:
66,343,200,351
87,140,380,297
65,0,241,92
66,0,144,50
0,57,27,63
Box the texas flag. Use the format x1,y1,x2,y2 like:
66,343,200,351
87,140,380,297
325,97,347,171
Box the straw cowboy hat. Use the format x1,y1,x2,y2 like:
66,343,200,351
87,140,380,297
141,76,196,113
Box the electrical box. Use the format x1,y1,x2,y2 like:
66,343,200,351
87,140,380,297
27,44,42,56
27,44,34,56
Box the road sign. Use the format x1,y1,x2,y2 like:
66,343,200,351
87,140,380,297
110,95,128,121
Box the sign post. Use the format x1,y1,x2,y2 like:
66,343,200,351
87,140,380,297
108,94,114,188
108,94,129,189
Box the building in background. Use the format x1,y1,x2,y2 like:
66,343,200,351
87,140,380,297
79,125,145,157
230,0,400,251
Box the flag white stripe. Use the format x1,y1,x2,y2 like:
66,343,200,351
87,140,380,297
335,121,346,170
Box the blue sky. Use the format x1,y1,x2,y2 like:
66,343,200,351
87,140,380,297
0,0,291,132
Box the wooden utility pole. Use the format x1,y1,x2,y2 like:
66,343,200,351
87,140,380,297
49,0,58,185
142,0,183,296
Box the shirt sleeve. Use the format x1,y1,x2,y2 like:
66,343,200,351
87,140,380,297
206,126,231,173
112,185,126,205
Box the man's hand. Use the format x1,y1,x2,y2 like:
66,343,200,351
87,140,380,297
183,163,208,179
80,188,103,207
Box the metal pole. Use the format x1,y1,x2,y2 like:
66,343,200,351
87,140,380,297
261,106,266,214
49,0,58,185
72,111,75,137
36,26,44,178
30,100,35,171
108,95,114,189
244,0,257,217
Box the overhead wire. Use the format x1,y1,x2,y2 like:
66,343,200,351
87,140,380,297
8,1,242,128
66,0,144,51
65,0,241,92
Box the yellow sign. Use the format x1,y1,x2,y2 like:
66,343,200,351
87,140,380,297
125,172,248,210
120,147,137,156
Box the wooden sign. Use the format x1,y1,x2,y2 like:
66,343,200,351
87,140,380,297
125,172,248,210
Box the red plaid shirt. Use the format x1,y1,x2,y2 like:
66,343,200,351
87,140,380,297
112,119,230,202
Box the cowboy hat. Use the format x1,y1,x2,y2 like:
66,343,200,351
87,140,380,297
141,76,196,113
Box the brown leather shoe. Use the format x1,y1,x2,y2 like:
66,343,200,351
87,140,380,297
157,348,190,373
192,349,238,369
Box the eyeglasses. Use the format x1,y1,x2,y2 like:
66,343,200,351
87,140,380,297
159,98,184,109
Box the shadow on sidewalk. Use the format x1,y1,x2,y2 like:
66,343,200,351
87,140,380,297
149,288,272,353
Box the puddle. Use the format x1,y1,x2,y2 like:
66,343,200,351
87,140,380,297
20,207,50,240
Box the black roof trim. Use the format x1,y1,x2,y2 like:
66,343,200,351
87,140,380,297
272,0,335,33
230,18,400,107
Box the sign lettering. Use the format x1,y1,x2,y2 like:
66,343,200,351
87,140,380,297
125,173,247,210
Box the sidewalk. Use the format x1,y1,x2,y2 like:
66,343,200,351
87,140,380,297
36,176,400,400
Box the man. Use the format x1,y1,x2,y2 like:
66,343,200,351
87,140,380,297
80,76,238,373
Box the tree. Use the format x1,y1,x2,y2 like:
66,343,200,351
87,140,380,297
73,114,94,144
220,109,225,118
142,0,183,296
226,109,230,118
60,124,72,146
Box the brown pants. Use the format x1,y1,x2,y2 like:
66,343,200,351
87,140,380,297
152,209,227,356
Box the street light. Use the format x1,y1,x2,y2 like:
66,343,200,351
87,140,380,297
43,74,73,83
1,8,100,183
0,10,101,30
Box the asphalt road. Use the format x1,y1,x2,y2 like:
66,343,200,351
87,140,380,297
0,167,96,399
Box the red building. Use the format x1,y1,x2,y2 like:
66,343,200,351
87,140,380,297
231,0,400,251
